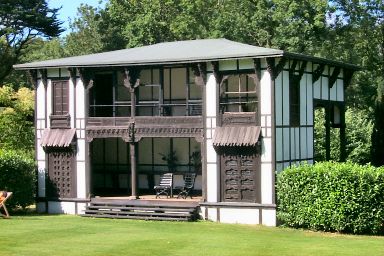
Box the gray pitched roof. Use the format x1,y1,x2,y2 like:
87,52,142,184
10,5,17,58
14,39,283,69
13,38,359,70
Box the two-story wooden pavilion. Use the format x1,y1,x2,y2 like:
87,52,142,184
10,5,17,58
14,39,357,225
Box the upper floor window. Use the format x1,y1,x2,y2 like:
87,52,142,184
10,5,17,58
220,74,258,113
290,74,300,127
52,80,69,115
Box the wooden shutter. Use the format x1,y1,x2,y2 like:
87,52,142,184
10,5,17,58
52,81,69,115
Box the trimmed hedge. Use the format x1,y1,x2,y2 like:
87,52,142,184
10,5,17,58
0,150,36,210
277,162,384,235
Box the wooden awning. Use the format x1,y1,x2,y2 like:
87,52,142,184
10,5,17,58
213,126,261,147
41,128,76,147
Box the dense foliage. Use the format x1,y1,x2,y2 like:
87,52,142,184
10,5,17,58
0,0,63,83
314,108,373,164
0,150,36,210
277,162,384,235
0,86,34,153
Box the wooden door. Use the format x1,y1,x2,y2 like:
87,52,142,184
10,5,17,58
47,150,77,198
221,150,260,202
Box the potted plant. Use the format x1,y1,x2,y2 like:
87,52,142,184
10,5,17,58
160,150,178,172
190,150,201,174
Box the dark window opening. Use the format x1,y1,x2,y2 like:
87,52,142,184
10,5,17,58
290,74,300,127
89,74,114,117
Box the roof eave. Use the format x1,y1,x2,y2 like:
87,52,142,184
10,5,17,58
13,53,284,70
283,52,360,71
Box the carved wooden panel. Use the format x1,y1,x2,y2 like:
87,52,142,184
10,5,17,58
86,127,133,142
222,112,257,126
221,152,260,202
47,150,76,198
50,114,71,129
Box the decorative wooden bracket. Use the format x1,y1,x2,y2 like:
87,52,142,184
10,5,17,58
212,61,223,84
39,69,47,88
248,58,261,90
328,67,341,88
26,70,38,88
191,63,206,87
266,57,286,80
77,68,94,90
68,68,77,87
312,64,325,83
289,60,307,83
123,67,140,93
343,69,354,88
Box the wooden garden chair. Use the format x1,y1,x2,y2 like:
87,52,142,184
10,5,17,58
0,191,13,218
175,173,196,199
154,173,173,198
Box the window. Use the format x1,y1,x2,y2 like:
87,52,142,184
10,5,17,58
52,80,69,115
290,75,300,126
220,74,258,113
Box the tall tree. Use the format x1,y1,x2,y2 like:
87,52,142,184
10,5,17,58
0,0,63,83
64,4,125,56
106,0,328,52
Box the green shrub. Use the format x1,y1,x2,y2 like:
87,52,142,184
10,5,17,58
277,162,384,235
0,150,36,210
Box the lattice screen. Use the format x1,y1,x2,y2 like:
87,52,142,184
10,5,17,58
48,150,76,198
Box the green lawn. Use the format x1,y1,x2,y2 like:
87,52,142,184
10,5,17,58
0,215,383,256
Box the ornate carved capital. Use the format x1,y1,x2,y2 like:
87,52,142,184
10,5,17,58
212,61,223,84
68,68,77,87
123,67,140,92
191,63,206,87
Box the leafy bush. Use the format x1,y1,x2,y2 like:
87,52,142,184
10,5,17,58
277,162,384,235
0,150,36,210
314,108,373,164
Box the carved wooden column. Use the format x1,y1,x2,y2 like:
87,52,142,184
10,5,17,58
123,68,140,198
192,63,207,201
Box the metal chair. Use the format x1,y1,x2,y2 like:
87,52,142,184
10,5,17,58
0,191,13,218
154,173,173,198
175,173,196,199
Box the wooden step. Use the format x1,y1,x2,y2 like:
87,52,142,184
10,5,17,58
81,214,190,221
87,205,196,212
81,199,200,221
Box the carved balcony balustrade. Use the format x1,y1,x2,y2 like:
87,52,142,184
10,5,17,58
86,116,204,143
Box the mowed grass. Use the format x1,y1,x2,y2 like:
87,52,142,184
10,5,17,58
1,215,383,256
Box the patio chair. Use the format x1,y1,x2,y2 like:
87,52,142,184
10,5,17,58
154,173,173,198
0,191,13,218
175,173,196,199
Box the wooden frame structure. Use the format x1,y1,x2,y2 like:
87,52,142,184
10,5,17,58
14,39,358,225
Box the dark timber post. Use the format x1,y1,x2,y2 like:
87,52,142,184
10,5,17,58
325,103,331,161
124,68,140,198
339,104,346,162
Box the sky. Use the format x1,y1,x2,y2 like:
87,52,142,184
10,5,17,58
47,0,107,37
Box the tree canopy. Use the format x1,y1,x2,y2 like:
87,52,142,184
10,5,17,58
0,0,63,83
3,0,384,166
